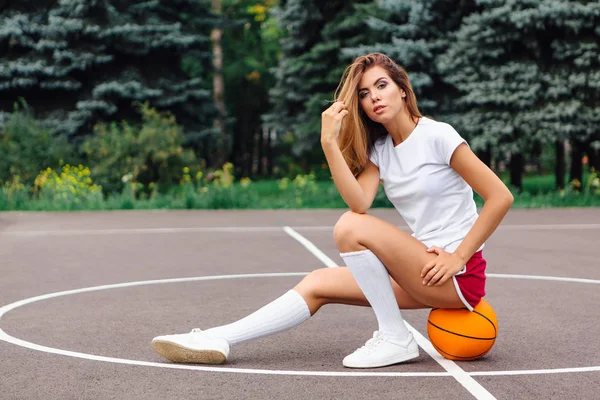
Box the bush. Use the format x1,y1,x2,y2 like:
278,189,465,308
0,176,30,211
277,173,318,206
584,169,600,195
33,165,103,210
0,101,75,185
82,102,195,194
171,163,259,209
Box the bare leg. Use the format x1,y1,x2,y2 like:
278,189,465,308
333,211,464,309
293,266,426,315
152,212,461,365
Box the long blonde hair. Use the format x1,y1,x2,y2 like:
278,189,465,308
334,53,422,177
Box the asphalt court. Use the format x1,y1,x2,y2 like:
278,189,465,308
1,209,599,399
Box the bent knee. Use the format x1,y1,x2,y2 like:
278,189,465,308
333,211,364,250
295,268,328,296
293,269,331,310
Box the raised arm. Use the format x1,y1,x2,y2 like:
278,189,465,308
321,101,380,213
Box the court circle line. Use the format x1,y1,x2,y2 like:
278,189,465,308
1,272,599,378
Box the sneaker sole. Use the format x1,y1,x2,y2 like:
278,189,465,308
151,340,227,364
343,349,420,369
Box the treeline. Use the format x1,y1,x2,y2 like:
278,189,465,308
1,0,599,192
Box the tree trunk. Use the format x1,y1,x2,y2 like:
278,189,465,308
237,120,248,177
586,143,600,173
569,140,584,191
244,126,254,177
476,145,491,168
266,128,274,177
232,122,242,177
509,152,523,192
203,136,212,168
257,127,265,177
554,140,565,190
211,0,228,167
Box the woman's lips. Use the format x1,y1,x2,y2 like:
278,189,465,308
373,105,386,114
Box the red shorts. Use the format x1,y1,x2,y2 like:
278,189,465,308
452,250,486,311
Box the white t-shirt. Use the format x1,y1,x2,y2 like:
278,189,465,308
369,117,483,253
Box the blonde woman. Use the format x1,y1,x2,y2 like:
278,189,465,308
152,53,513,369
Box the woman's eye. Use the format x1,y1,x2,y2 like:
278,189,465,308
359,91,368,98
378,82,387,89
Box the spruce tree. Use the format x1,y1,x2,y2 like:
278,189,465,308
263,0,328,150
293,0,379,161
0,0,216,145
342,0,479,118
439,0,600,190
264,0,375,171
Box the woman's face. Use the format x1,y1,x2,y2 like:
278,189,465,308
357,66,406,124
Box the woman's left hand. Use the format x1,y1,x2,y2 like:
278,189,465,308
421,246,467,286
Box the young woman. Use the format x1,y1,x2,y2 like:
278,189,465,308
151,53,513,369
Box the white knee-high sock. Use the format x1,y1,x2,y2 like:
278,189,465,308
341,249,410,341
203,290,311,345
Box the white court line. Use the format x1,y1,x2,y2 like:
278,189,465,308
471,366,600,376
1,272,600,379
282,226,497,400
0,331,450,377
0,272,446,378
0,226,284,236
497,224,600,231
1,223,599,237
282,226,338,268
487,273,600,285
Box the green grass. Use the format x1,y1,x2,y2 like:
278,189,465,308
500,171,592,195
1,173,598,212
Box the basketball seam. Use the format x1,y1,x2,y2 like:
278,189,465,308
427,321,496,340
472,309,498,336
431,342,492,360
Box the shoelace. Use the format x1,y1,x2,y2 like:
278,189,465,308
356,332,385,354
188,328,226,344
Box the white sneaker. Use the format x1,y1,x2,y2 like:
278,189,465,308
342,331,419,368
151,328,230,364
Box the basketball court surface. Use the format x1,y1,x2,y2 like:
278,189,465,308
1,208,599,399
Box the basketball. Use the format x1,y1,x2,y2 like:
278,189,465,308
427,299,498,361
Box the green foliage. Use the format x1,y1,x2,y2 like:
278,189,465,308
219,0,283,176
32,164,103,210
3,0,599,194
583,169,600,196
439,0,600,156
508,169,600,208
278,173,318,206
0,0,216,144
82,103,195,193
169,162,259,209
0,101,75,185
1,165,599,211
0,176,30,211
342,0,479,117
264,0,375,171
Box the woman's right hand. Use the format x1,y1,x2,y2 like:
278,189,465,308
321,101,349,145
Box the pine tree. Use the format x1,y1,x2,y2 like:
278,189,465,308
263,0,374,171
0,0,216,145
263,0,327,145
342,0,479,118
439,0,600,190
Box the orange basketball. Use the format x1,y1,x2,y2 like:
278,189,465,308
427,299,498,361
